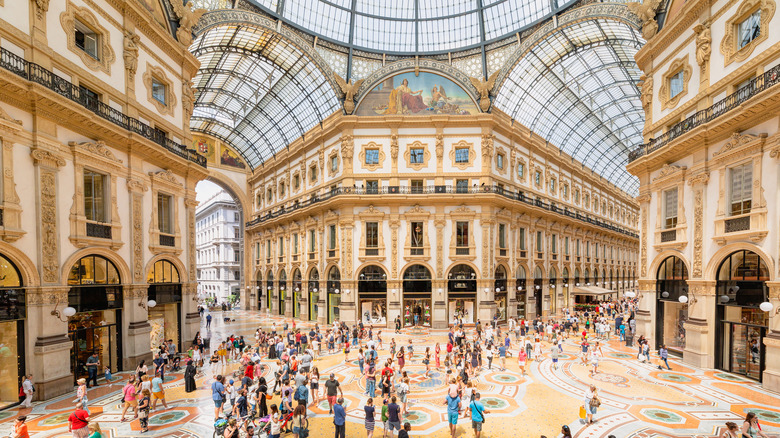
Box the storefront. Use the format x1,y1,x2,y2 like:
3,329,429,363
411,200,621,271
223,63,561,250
403,265,432,327
67,255,123,384
327,267,341,324
448,264,477,324
494,266,508,322
515,266,526,319
147,259,182,352
715,250,770,381
308,268,319,321
358,266,387,325
533,267,543,317
265,270,274,313
278,269,287,316
0,254,25,410
292,269,302,318
561,268,570,310
655,256,688,353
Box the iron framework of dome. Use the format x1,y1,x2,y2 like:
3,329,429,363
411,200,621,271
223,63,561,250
189,0,645,195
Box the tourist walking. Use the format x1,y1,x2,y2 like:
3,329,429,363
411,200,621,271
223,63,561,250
291,403,307,438
325,373,343,414
119,376,138,422
211,375,226,420
138,389,151,433
184,360,197,392
151,370,169,410
584,385,600,424
398,377,410,415
309,367,320,407
517,348,527,376
469,392,489,438
445,391,461,438
658,345,672,370
76,379,89,413
333,397,346,438
742,412,770,438
68,402,90,438
387,396,402,436
364,397,376,438
21,375,34,409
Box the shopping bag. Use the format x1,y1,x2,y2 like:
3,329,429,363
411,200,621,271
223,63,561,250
579,405,587,419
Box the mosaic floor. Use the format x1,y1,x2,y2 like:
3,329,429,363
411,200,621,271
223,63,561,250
3,310,780,437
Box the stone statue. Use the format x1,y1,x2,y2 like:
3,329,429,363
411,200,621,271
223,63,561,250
639,74,653,115
123,30,140,80
334,73,365,115
469,71,500,112
694,23,711,68
172,1,206,47
182,79,196,121
627,0,663,39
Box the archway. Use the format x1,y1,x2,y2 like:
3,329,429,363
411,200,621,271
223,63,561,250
515,266,527,319
358,265,387,325
147,258,183,352
277,269,287,316
0,253,26,408
292,268,302,318
494,265,508,322
66,254,123,384
715,250,770,381
403,265,432,327
195,177,245,308
308,268,320,321
655,255,689,353
327,266,341,324
448,264,478,324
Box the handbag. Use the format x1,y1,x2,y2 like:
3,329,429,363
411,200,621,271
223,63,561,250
589,396,601,408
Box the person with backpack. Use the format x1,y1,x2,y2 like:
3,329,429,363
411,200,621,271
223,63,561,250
469,392,489,438
294,378,309,406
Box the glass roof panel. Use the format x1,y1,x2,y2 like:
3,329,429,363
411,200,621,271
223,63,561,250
494,18,644,195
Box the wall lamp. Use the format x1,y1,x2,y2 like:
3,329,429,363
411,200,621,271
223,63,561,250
678,290,696,306
51,298,76,322
759,301,780,314
139,299,157,310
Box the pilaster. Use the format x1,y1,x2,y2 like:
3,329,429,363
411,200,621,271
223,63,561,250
124,284,153,370
761,282,780,393
681,280,717,369
28,287,72,400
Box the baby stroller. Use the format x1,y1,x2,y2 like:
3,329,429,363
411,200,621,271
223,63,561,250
170,355,182,372
213,418,228,438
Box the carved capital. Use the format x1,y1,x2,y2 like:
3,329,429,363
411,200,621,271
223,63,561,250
127,179,149,193
687,172,710,186
31,149,66,168
69,140,123,163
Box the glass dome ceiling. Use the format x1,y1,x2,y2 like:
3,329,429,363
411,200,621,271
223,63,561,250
248,0,577,54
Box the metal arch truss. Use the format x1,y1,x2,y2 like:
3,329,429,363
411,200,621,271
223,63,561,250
189,18,340,170
493,10,645,195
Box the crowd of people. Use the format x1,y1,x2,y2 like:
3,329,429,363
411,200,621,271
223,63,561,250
10,297,772,438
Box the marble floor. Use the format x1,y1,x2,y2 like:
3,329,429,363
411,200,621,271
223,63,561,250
3,310,780,438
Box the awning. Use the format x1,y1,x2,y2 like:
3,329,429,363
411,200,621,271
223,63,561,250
572,286,616,296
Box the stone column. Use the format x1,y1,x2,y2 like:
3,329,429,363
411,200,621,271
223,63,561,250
762,282,780,392
285,286,293,317
635,279,655,340
300,283,309,321
432,280,447,329
182,282,200,347
124,284,153,370
30,148,71,399
681,280,717,369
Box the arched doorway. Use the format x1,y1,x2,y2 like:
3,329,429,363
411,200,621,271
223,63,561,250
403,265,432,327
448,264,477,324
265,270,274,313
515,266,527,319
308,268,320,321
292,269,302,318
655,256,688,353
583,268,590,285
278,269,287,316
67,254,123,384
548,267,557,316
715,250,770,381
533,266,543,318
494,265,508,322
147,259,183,352
255,271,262,310
562,268,570,310
0,254,25,408
358,265,387,324
327,267,341,324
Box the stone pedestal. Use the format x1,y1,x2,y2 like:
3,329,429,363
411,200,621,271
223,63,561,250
300,295,309,321
271,290,279,314
763,332,780,393
682,281,717,369
285,296,292,317
317,298,327,325
28,287,74,400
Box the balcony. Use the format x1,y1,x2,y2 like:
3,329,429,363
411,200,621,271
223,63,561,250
247,185,639,239
0,47,206,167
629,62,780,163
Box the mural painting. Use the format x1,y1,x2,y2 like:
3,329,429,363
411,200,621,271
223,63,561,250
192,135,216,164
356,72,479,116
220,145,246,169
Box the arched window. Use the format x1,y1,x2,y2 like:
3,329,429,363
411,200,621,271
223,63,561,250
0,254,24,321
717,250,769,307
147,259,182,304
358,265,387,294
147,259,180,283
449,264,477,293
67,255,122,312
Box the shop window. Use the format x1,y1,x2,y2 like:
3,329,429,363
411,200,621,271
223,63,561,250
456,179,468,193
739,9,762,48
84,170,107,223
157,193,173,234
730,163,752,215
664,188,678,228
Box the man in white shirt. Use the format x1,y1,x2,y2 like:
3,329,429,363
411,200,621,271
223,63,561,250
22,375,34,408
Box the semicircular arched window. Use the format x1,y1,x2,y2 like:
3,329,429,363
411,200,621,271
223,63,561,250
67,255,122,312
147,259,180,284
67,255,120,285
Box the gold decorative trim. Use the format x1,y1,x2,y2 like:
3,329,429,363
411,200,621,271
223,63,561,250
450,140,476,170
327,149,340,177
359,141,386,171
403,141,431,171
658,56,692,110
720,0,776,66
60,1,116,74
652,163,687,181
142,63,177,116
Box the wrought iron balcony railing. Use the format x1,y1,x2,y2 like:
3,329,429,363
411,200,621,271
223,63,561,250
629,63,780,163
249,185,639,239
0,47,207,168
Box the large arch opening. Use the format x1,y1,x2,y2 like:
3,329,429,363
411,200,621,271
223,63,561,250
448,264,478,324
327,266,342,324
655,256,688,354
308,268,320,321
494,265,508,322
0,254,25,409
403,265,432,327
358,265,388,325
715,250,770,381
147,259,183,352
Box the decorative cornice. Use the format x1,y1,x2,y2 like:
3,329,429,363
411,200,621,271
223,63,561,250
712,131,765,157
68,140,123,163
687,171,710,186
127,179,149,193
653,163,687,181
148,169,182,186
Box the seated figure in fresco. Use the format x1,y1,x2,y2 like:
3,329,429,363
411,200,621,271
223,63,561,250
384,78,429,114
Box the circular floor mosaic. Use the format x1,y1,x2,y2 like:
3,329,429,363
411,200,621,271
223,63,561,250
492,374,521,384
640,408,684,424
657,373,692,383
714,372,749,382
609,353,633,359
401,410,431,426
39,413,70,426
149,410,189,425
743,408,780,423
592,373,629,385
480,397,509,410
